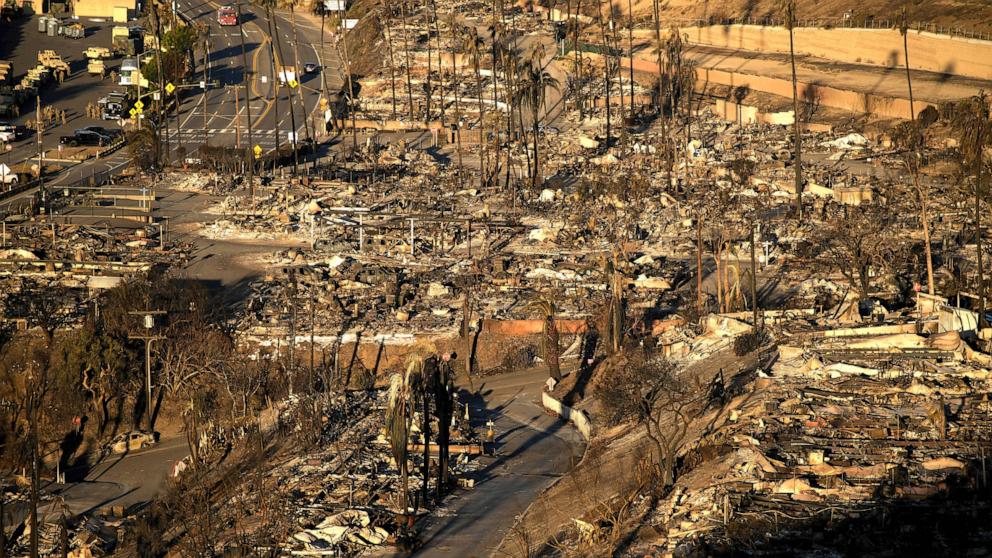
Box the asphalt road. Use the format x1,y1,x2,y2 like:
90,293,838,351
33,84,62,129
56,435,190,516
166,0,343,158
0,2,345,214
374,368,586,558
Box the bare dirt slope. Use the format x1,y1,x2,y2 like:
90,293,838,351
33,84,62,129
600,0,992,34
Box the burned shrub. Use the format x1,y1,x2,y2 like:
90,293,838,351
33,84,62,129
733,330,768,356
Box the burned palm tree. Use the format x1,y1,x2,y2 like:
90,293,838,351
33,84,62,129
781,0,804,221
462,26,489,188
945,93,992,326
515,51,560,189
604,255,625,354
432,354,455,499
402,350,434,509
529,296,561,383
447,15,465,187
386,367,416,523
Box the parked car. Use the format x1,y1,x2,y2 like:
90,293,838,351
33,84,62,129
303,62,320,74
105,431,158,454
59,131,106,147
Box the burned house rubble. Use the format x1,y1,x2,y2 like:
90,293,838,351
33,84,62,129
4,0,992,556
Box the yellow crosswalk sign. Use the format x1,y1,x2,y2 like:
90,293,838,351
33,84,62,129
165,82,175,94
288,79,298,88
134,100,145,110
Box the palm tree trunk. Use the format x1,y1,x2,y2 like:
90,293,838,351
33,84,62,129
383,9,398,119
271,11,299,176
627,0,635,114
430,0,445,121
420,392,431,508
750,223,759,326
531,107,540,188
339,18,358,150
424,10,433,121
451,21,464,187
265,9,282,161
652,0,663,112
289,4,314,173
401,1,414,120
610,7,624,119
696,214,703,313
237,2,256,204
596,1,611,144
474,53,487,188
976,146,987,326
574,0,583,118
903,22,935,296
715,240,724,312
787,14,803,221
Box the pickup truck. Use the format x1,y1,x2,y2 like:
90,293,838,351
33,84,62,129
0,124,24,143
59,131,106,147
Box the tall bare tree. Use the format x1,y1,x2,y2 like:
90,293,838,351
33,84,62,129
899,2,935,296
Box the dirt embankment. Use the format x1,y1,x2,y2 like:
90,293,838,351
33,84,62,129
579,0,992,34
343,0,386,78
497,345,763,556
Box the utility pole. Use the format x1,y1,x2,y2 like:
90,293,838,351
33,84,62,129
36,95,45,216
129,310,166,431
237,2,256,206
270,7,299,175
289,3,315,175
235,87,242,149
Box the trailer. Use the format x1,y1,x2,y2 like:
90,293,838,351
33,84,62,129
63,23,85,39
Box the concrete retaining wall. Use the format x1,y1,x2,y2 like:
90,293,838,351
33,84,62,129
483,319,588,336
541,391,592,440
581,51,932,120
681,25,992,81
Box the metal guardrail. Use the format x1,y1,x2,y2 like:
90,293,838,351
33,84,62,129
0,158,124,221
653,17,992,42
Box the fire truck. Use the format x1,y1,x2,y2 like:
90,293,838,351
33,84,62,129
217,5,238,26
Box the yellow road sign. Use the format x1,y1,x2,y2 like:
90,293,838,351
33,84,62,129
165,82,175,94
253,145,262,156
128,108,137,117
288,79,298,88
134,100,144,110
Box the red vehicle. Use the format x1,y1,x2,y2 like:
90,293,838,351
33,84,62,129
217,5,238,26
